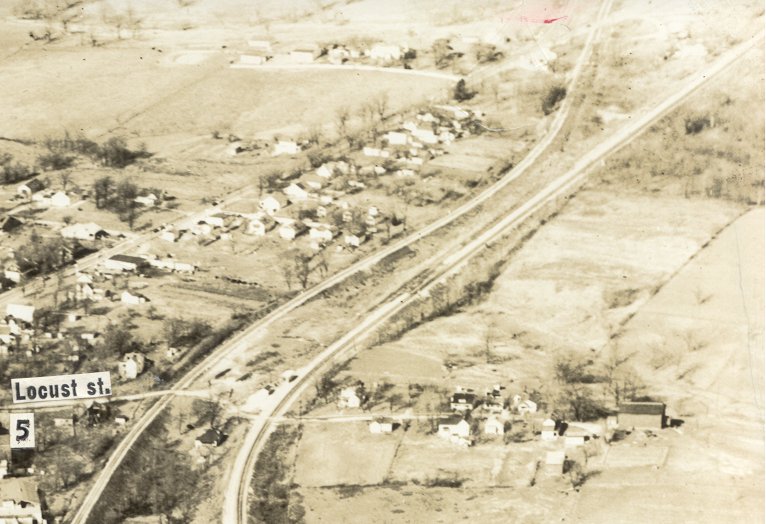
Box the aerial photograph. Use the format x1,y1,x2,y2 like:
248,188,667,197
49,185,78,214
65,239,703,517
0,0,763,523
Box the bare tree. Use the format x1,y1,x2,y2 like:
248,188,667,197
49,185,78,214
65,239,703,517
335,106,351,142
373,93,389,122
58,171,72,191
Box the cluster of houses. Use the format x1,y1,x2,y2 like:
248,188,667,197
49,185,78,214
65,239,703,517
235,38,412,69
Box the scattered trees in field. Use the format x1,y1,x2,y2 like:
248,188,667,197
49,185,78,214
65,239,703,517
0,154,34,184
14,231,71,275
164,318,213,347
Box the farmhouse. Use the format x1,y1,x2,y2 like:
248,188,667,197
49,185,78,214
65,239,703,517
384,131,408,146
450,388,477,412
61,222,109,241
437,415,472,446
0,478,44,523
618,401,666,430
103,254,146,273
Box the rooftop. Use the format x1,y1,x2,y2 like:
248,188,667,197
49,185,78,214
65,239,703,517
618,401,666,415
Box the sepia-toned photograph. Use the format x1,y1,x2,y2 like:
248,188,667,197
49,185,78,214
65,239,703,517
0,0,763,522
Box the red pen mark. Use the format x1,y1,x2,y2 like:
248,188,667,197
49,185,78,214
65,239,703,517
518,15,569,24
543,16,568,24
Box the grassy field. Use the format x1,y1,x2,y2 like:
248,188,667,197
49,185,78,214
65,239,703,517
294,422,402,486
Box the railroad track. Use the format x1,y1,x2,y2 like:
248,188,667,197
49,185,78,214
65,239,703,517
227,25,764,524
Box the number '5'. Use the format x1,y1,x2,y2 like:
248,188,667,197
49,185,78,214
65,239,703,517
16,419,29,441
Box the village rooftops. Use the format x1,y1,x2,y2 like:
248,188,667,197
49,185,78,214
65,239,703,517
438,414,465,425
618,401,665,415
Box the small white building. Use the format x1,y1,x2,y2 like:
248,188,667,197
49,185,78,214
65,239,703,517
121,290,148,306
283,183,311,203
338,387,362,409
484,416,505,436
315,164,333,179
384,131,408,146
370,44,401,62
259,194,288,216
239,54,267,65
50,191,71,207
369,417,394,434
134,194,158,207
272,140,300,156
6,304,34,324
309,226,333,244
118,352,146,380
541,418,558,441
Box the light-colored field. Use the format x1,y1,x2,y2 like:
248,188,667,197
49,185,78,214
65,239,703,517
388,432,537,487
344,190,743,393
300,484,570,524
294,422,401,486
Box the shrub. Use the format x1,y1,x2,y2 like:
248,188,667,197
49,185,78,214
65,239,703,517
542,85,567,115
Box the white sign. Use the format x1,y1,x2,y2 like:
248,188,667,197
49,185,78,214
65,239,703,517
11,372,112,404
10,413,35,449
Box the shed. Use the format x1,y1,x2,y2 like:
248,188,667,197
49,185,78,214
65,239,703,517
617,401,665,430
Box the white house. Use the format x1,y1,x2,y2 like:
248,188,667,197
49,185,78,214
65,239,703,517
3,269,20,283
344,233,364,248
259,194,288,216
118,352,146,380
134,193,157,207
337,387,362,408
309,226,333,244
384,131,408,146
370,44,401,62
278,223,303,241
239,54,266,65
484,416,505,436
369,417,394,434
315,164,333,178
434,104,471,120
246,219,267,236
121,290,148,306
283,183,310,203
6,304,34,324
410,128,438,144
517,399,538,415
437,416,471,446
288,45,320,63
272,140,300,156
61,222,108,241
50,191,71,207
541,418,558,441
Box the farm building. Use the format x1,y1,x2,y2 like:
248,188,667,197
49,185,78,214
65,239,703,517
450,388,477,412
61,222,109,241
437,415,471,446
617,401,666,430
103,254,146,273
118,352,146,380
484,416,505,436
17,179,44,198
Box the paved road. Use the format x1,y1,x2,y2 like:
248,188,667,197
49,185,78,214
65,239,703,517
224,25,764,524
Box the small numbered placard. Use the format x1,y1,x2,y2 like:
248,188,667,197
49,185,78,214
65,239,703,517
10,413,35,449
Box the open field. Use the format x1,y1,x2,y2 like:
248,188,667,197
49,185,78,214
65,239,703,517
294,422,402,487
342,190,743,392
